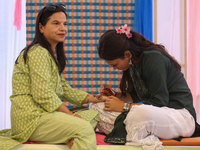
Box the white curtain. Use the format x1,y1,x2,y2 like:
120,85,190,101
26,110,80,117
154,0,186,74
154,0,200,124
187,0,200,124
0,0,26,130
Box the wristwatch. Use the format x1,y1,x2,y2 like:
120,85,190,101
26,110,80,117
123,102,131,113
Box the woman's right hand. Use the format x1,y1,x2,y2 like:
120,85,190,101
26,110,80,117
104,96,124,112
70,112,82,118
74,113,82,118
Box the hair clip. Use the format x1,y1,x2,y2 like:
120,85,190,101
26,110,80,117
115,24,132,38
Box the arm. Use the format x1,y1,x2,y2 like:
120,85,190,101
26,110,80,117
100,84,133,102
28,46,63,113
29,48,80,117
140,52,169,106
56,103,81,118
60,75,110,105
103,52,171,112
103,96,142,112
56,103,73,115
82,94,109,104
60,74,89,106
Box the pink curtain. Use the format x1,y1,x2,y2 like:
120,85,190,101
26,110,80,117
187,0,200,124
13,0,22,31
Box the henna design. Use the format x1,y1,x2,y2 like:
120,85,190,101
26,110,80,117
93,94,103,101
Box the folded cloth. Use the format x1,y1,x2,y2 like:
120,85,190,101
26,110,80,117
104,112,127,144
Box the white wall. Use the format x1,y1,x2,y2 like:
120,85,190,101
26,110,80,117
0,0,26,130
154,0,186,76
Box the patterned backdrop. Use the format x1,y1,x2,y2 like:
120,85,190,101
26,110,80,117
26,0,135,107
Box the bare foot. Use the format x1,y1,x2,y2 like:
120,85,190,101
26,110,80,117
66,138,74,149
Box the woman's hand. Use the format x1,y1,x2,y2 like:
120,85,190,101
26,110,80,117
104,96,124,112
97,94,110,102
100,84,115,96
73,113,82,118
70,112,82,118
83,94,110,103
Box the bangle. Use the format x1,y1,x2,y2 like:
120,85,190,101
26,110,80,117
71,112,76,116
123,102,131,113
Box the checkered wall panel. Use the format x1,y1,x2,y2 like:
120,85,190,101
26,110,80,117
26,0,135,107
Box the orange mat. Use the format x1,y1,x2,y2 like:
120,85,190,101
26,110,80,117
161,137,200,146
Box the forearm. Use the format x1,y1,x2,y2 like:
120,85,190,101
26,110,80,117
115,102,143,112
82,94,106,104
56,103,73,115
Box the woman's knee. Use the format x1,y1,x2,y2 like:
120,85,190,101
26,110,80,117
71,121,96,150
127,105,156,123
78,120,95,136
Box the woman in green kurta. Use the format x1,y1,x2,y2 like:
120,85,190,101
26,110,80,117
0,4,108,150
90,24,200,150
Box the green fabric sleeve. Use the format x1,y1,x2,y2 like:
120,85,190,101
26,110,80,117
60,74,89,107
139,52,170,107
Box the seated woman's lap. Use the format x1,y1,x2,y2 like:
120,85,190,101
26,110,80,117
124,104,195,139
90,102,121,134
91,102,195,140
29,111,96,145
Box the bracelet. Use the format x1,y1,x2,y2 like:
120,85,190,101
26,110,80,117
123,102,131,113
71,112,76,116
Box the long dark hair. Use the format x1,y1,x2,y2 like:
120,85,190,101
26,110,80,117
15,4,67,74
97,29,181,96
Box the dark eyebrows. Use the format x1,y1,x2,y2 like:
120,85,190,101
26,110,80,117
52,20,68,23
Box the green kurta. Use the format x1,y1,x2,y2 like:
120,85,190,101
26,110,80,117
129,50,196,120
0,45,98,150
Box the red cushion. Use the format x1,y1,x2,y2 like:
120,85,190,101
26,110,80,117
96,133,112,145
24,134,200,146
24,141,43,144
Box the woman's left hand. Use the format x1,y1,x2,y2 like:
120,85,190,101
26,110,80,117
83,94,111,104
104,96,124,112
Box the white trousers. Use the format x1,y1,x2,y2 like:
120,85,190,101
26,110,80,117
90,102,195,150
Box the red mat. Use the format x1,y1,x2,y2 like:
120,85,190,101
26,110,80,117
24,133,200,146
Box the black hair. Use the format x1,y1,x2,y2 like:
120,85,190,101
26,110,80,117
97,29,181,96
15,4,68,74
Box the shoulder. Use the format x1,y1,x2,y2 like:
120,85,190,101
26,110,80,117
138,50,172,75
26,44,53,64
140,50,170,65
141,50,167,59
28,44,50,57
